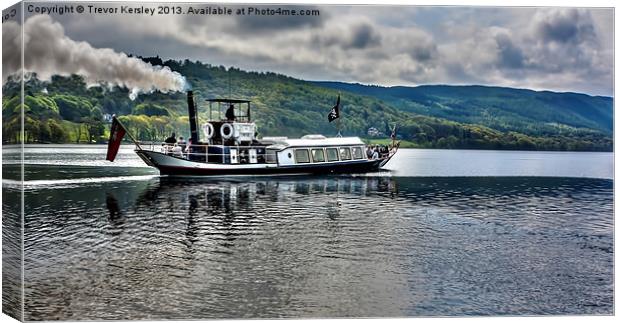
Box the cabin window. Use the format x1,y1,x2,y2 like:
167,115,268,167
339,147,352,160
265,150,278,164
295,149,310,163
326,148,339,162
351,146,364,159
311,149,325,162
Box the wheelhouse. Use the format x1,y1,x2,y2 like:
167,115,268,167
206,98,251,123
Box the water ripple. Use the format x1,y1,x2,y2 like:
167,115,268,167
15,175,613,320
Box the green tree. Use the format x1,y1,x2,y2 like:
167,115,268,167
82,117,106,143
38,121,52,143
54,95,95,122
24,116,40,143
132,103,170,116
48,119,69,143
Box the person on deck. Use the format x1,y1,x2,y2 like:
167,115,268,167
372,147,379,160
177,136,186,150
225,104,235,121
162,133,176,155
184,138,193,159
380,145,388,157
171,144,183,158
164,132,176,144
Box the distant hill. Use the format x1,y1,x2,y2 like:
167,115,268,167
1,58,612,151
313,82,613,136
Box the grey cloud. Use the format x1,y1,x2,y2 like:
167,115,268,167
411,46,433,61
494,33,524,69
13,6,615,96
177,14,212,35
441,61,484,85
348,23,381,49
310,22,382,50
524,9,604,79
409,42,438,62
535,9,596,44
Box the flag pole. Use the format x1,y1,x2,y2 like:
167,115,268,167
337,118,341,137
390,123,396,149
113,115,142,150
337,92,342,137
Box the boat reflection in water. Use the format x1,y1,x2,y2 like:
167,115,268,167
129,176,399,247
23,175,613,320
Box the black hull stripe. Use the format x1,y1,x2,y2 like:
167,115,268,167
157,160,383,176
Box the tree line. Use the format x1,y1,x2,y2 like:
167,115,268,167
1,58,613,151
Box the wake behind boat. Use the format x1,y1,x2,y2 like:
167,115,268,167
106,91,399,176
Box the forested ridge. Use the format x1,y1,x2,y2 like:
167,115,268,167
1,57,612,151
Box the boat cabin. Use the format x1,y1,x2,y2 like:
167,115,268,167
262,136,367,166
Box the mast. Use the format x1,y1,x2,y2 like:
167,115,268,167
337,118,342,137
228,68,232,100
336,92,342,137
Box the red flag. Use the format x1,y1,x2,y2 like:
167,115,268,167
106,117,126,162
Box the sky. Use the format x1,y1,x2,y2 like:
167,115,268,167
17,2,615,96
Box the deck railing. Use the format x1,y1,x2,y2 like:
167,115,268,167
136,141,275,163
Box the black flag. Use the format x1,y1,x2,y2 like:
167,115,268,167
328,95,340,122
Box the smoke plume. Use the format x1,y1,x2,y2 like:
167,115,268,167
2,15,187,99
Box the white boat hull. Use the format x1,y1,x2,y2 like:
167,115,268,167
136,150,391,176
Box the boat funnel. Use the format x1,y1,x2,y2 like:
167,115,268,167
187,91,199,143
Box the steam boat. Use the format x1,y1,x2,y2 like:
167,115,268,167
108,91,399,176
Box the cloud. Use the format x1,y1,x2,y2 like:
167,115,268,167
522,9,608,81
348,23,382,49
494,31,525,69
433,8,611,94
309,21,384,51
534,9,596,44
27,5,615,96
409,38,438,62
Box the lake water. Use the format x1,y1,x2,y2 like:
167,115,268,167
2,145,614,319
